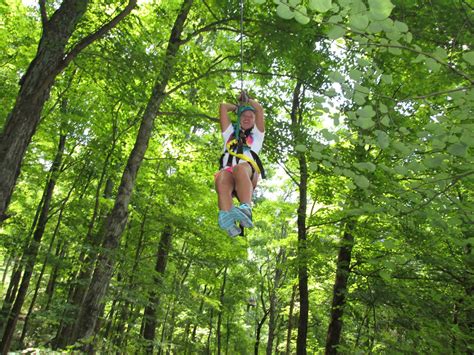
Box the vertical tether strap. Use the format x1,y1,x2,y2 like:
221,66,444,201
240,0,244,92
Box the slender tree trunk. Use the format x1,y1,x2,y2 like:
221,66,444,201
70,0,193,346
0,0,136,221
0,189,46,329
0,134,66,354
55,129,118,348
255,309,270,355
289,81,309,355
285,284,297,355
142,226,174,354
207,308,214,355
19,180,72,344
112,210,149,350
266,248,286,355
217,267,228,355
325,223,355,355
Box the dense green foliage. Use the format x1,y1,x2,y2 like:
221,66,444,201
1,0,473,353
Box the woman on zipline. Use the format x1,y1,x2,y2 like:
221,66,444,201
215,92,265,237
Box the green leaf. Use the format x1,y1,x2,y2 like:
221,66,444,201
308,0,332,13
383,239,396,249
394,165,408,175
309,162,319,171
329,71,345,83
251,0,265,4
276,3,295,19
392,141,410,155
350,13,369,30
425,58,441,72
423,156,443,168
462,51,474,65
355,116,375,129
412,54,425,64
295,7,310,25
327,25,346,39
357,105,376,118
354,174,370,189
447,142,468,157
381,116,390,126
381,74,392,84
349,69,363,81
375,130,390,149
394,20,408,32
368,0,395,21
433,47,448,61
379,270,391,281
354,92,366,105
295,144,307,152
388,45,402,55
353,162,376,172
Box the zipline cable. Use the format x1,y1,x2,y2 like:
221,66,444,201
239,0,244,92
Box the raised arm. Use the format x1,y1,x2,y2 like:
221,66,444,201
248,98,265,132
219,103,237,132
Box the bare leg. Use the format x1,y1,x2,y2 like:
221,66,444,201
215,170,234,211
233,163,254,205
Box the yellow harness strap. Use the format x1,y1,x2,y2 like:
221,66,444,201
226,139,261,175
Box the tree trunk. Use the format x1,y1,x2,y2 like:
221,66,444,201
289,81,309,355
0,186,46,330
217,267,228,355
266,248,286,355
55,127,119,348
325,223,355,355
0,0,137,221
0,134,66,354
142,226,174,354
285,284,297,355
70,0,194,346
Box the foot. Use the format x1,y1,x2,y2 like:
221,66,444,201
218,210,241,237
231,203,253,228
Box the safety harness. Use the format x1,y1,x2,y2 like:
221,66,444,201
219,123,266,179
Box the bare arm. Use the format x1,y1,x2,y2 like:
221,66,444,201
248,98,265,132
219,103,237,132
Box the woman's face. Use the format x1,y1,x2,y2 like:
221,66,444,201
240,110,256,130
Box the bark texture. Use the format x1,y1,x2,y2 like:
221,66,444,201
142,226,174,353
325,223,355,355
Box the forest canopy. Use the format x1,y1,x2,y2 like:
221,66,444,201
0,0,473,353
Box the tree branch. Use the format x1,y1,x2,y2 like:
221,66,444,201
60,0,137,71
180,17,237,44
39,0,48,27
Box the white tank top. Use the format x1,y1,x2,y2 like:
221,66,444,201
220,124,264,167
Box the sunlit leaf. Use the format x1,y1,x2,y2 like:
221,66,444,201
308,0,332,13
368,0,395,21
350,13,369,30
276,3,295,19
394,20,408,32
294,5,310,24
353,162,376,172
375,130,390,149
354,174,370,189
327,25,346,39
295,144,307,152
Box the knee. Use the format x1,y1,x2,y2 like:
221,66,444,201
215,173,234,194
233,164,251,179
